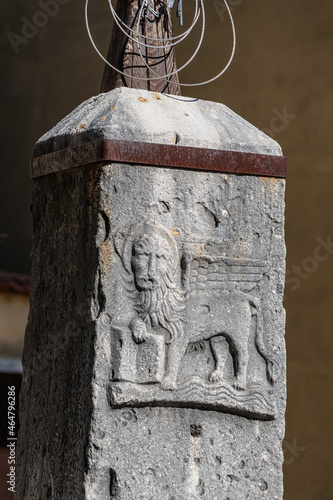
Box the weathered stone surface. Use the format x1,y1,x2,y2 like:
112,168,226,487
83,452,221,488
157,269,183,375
33,87,282,157
17,89,286,499
17,166,100,499
93,164,286,500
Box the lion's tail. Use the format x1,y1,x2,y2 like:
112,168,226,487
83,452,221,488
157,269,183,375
250,297,281,385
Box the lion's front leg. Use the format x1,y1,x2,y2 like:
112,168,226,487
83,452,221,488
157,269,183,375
160,338,188,391
130,316,148,344
209,336,229,382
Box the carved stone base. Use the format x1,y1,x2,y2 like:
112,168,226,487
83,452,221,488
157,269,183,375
110,379,276,420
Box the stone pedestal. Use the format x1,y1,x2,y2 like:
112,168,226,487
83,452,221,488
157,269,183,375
17,88,286,499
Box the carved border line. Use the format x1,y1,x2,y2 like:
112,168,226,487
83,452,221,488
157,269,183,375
31,139,287,179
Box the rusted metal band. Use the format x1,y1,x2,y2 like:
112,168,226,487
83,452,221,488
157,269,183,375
31,139,287,179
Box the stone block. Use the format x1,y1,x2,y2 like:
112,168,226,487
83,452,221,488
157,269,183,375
17,88,286,499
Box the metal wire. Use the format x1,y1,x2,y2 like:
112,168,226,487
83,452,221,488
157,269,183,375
135,0,205,81
85,0,236,87
107,0,201,46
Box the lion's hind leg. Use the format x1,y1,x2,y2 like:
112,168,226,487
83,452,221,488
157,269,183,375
230,335,249,391
208,336,229,383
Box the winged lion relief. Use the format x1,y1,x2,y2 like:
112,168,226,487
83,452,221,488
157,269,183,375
109,221,281,420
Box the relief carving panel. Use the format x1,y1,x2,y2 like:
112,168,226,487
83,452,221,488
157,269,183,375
109,221,281,420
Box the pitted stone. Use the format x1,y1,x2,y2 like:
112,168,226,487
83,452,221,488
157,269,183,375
34,87,283,157
17,89,286,500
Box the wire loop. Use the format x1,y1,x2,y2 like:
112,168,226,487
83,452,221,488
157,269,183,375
85,0,236,87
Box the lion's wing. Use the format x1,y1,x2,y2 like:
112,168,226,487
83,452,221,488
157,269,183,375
188,254,270,293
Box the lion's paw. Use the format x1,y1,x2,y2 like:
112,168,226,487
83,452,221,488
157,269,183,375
160,377,177,391
233,377,246,391
132,329,148,344
130,317,148,344
208,370,223,383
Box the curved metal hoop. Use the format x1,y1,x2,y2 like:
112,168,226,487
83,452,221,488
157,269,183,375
85,0,236,87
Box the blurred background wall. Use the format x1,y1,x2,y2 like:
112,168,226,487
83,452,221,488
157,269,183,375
1,0,332,498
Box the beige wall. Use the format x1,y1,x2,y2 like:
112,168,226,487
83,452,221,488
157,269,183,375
1,0,332,498
0,294,29,359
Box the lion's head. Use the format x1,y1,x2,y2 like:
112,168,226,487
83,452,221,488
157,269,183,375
131,233,173,292
115,221,185,340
